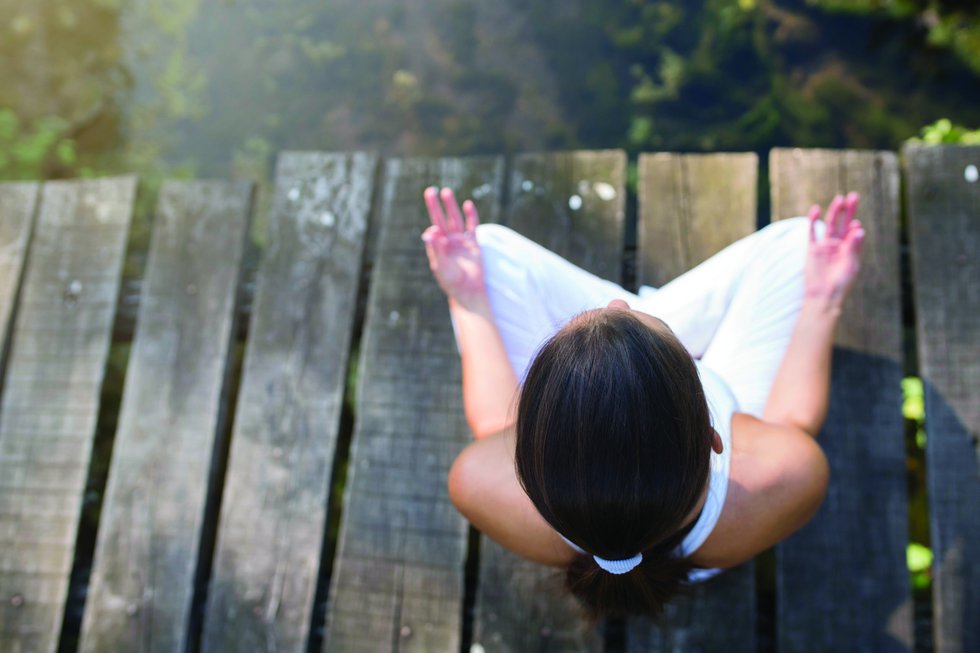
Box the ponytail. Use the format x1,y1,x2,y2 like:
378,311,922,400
563,529,697,623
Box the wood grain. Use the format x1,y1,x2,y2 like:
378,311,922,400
637,152,759,287
78,180,251,652
628,152,757,653
904,144,980,653
504,150,627,279
325,157,504,653
0,183,39,370
770,148,912,653
472,150,626,653
202,153,376,652
0,176,136,653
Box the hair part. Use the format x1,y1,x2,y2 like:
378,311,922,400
515,308,713,620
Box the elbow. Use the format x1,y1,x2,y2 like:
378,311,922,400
765,411,825,439
799,440,830,522
464,409,514,441
447,442,483,521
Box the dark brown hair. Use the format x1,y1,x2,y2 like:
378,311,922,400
514,308,713,621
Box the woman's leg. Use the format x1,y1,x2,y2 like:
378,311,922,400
633,218,815,361
475,224,641,380
475,218,817,412
697,217,822,417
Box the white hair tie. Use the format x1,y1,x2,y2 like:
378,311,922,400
593,552,643,575
559,534,643,575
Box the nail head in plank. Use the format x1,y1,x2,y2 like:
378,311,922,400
904,144,980,653
325,156,504,653
770,148,911,652
0,176,136,653
202,152,376,652
628,152,757,652
77,180,252,652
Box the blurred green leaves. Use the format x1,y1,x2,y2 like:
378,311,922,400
907,542,933,590
809,0,980,76
902,376,926,450
909,118,980,145
0,110,75,179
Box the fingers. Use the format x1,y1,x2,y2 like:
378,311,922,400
825,195,845,238
842,191,859,232
425,186,480,236
845,219,866,258
808,204,821,243
440,188,465,232
421,224,440,244
424,186,449,232
463,199,480,232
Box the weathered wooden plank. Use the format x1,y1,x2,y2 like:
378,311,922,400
471,151,625,653
77,181,251,652
505,150,626,279
770,148,911,652
626,152,757,652
0,183,39,374
325,157,504,653
0,176,136,653
637,152,759,286
202,152,376,652
904,144,980,653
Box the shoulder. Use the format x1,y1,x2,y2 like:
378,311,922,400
690,412,828,568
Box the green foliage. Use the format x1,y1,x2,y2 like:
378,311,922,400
906,542,933,590
809,0,980,76
902,376,925,449
0,109,77,179
908,118,980,145
2,0,979,185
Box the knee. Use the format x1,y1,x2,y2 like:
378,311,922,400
476,223,524,252
755,217,818,259
475,223,539,283
763,216,807,236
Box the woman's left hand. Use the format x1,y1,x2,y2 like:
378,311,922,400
422,187,487,308
804,192,865,311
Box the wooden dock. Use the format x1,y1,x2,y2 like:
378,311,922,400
0,146,976,652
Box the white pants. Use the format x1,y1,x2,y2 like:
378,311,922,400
476,217,820,418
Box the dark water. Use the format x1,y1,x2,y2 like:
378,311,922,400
3,0,979,186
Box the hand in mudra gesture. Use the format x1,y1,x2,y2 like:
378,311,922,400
805,192,865,311
422,187,486,307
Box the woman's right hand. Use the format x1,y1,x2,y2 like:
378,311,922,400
804,192,865,312
422,187,487,307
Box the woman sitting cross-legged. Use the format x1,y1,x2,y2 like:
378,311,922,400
421,187,865,620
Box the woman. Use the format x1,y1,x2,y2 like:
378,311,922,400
421,186,864,620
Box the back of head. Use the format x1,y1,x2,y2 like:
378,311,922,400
514,308,712,622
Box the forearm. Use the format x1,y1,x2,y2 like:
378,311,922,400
449,295,520,439
762,299,841,437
